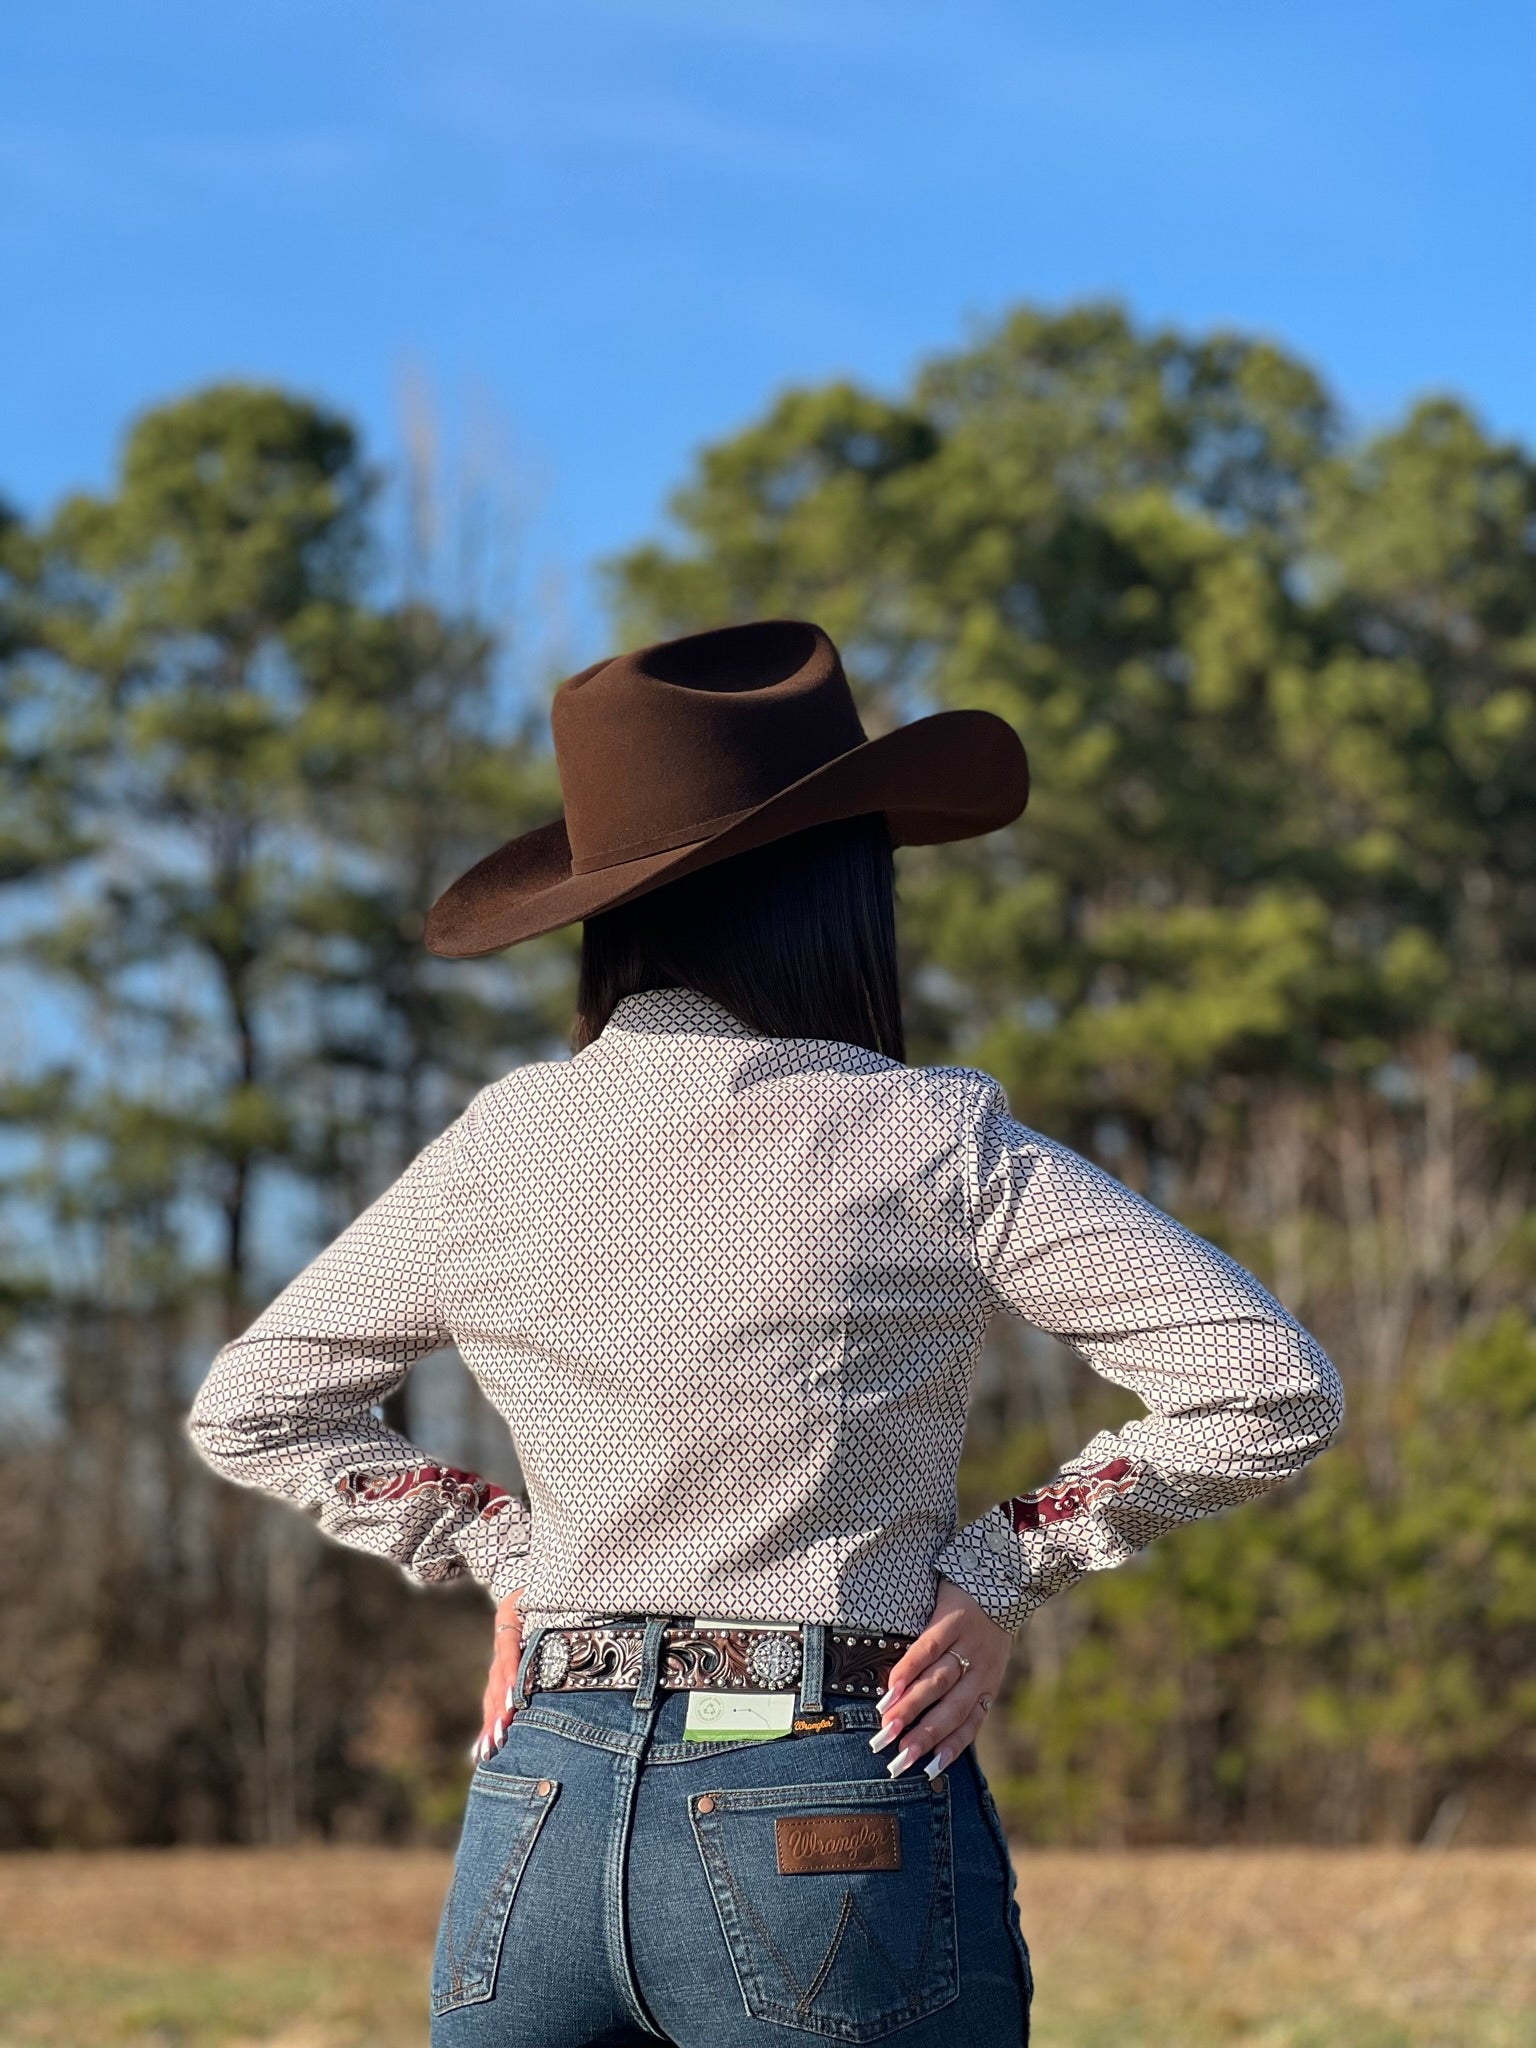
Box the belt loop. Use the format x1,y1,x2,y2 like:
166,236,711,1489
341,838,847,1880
797,1622,827,1717
509,1620,552,1711
631,1616,670,1711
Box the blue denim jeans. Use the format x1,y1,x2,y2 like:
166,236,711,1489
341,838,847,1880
429,1616,1033,2045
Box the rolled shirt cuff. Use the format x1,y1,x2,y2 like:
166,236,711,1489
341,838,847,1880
931,1504,1086,1636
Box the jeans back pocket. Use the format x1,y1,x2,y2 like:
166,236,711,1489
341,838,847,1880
688,1773,957,2042
431,1771,560,2017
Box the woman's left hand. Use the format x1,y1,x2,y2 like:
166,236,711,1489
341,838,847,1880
473,1589,526,1762
869,1576,1012,1779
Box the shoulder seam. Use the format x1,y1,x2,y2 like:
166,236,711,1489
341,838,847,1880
429,1117,458,1332
958,1070,995,1252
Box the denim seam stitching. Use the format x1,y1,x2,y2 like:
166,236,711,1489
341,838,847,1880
688,1779,958,2043
603,1746,666,2037
507,1706,642,1756
800,1889,856,2014
689,1809,769,2016
439,1828,521,2006
430,1783,558,2016
973,1759,1033,2012
724,1841,820,2007
691,1775,934,1812
465,1803,548,2004
646,1737,800,1764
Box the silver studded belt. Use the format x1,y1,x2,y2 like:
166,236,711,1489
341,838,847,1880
529,1621,915,1698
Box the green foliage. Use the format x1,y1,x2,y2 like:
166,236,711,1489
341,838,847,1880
609,299,1536,1842
9,385,559,1293
608,302,1536,1149
39,382,367,653
4,308,1534,1847
0,384,559,1851
974,1313,1536,1843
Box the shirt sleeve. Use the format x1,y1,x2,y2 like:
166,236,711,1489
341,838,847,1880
185,1105,533,1600
933,1074,1345,1635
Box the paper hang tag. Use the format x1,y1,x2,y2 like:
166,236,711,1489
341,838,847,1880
683,1618,800,1743
684,1689,797,1742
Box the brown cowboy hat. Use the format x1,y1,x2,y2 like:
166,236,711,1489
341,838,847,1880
423,618,1028,956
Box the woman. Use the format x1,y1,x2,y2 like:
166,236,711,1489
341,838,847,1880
188,619,1344,2046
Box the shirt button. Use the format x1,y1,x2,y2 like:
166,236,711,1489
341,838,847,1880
984,1521,1011,1555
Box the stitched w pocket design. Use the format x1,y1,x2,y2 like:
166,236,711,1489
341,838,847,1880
688,1774,958,2042
431,1771,560,2017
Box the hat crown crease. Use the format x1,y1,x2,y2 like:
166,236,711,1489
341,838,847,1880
553,620,866,875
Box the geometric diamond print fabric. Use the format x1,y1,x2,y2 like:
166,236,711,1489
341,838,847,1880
187,984,1345,1639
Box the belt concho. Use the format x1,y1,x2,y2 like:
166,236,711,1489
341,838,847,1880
532,1622,913,1697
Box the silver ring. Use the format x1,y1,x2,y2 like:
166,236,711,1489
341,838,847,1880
949,1650,972,1675
979,1692,993,1712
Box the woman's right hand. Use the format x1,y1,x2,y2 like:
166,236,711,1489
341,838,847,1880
474,1589,526,1761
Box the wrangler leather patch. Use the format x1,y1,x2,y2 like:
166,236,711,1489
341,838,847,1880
775,1813,901,1874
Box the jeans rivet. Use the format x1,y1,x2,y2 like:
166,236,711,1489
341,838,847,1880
698,1795,715,1813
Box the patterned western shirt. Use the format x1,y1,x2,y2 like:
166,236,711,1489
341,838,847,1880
186,983,1345,1638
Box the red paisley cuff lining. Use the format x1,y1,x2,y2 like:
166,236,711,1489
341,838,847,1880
336,1462,513,1520
1003,1454,1145,1533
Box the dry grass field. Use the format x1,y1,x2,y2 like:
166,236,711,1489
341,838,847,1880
0,1847,1529,2047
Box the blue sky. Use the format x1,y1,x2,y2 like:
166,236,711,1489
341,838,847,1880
3,0,1530,658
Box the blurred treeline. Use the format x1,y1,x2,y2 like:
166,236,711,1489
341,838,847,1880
2,304,1533,1850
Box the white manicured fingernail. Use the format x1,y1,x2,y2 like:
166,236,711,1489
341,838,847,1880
875,1684,901,1713
493,1718,506,1745
504,1686,517,1713
923,1751,948,1779
868,1723,899,1754
468,1738,480,1764
886,1745,917,1778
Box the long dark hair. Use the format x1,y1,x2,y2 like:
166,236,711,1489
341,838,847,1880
572,811,905,1061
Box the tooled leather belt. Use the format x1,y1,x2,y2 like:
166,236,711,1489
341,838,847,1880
529,1621,914,1698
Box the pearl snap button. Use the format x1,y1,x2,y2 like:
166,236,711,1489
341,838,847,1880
984,1520,1010,1554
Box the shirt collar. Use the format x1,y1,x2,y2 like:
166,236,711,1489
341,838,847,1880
601,984,764,1042
596,983,898,1077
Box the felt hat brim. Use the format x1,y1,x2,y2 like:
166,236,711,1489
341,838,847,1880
423,707,1027,958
